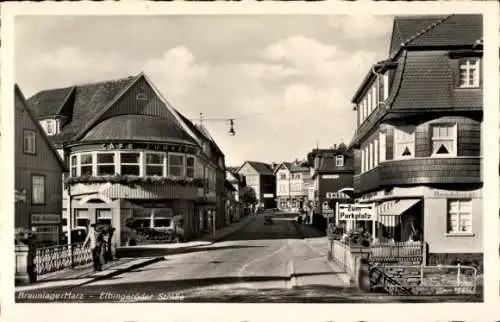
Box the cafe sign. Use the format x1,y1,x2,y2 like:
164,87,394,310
101,143,196,154
325,191,351,200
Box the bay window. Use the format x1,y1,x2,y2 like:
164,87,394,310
431,124,457,156
186,156,195,178
145,152,165,176
168,153,185,177
120,152,141,176
394,126,415,159
96,152,115,176
80,153,93,176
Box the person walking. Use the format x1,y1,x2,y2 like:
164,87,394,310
83,223,102,271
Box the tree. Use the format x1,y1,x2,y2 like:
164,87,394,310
239,186,257,205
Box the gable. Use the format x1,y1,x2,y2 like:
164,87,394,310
238,163,259,176
99,76,180,127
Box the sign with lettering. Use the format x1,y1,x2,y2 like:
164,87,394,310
338,203,374,221
325,192,351,200
101,143,196,154
31,214,61,224
263,193,274,198
322,174,340,179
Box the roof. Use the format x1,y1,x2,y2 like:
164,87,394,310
315,154,353,174
81,114,197,145
273,162,292,174
241,161,274,175
389,14,482,57
224,180,237,191
289,162,309,173
15,84,66,170
28,75,139,145
28,86,74,117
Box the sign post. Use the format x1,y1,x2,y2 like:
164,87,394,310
337,203,375,236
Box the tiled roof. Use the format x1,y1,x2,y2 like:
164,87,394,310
390,51,482,111
289,163,309,173
28,75,138,145
28,86,74,117
81,114,197,145
317,154,353,174
245,161,274,175
390,14,482,57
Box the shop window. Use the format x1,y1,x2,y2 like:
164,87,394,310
447,199,472,234
394,126,415,159
96,209,112,226
431,124,457,156
96,153,115,176
135,218,151,229
75,209,89,228
153,217,171,228
31,175,45,205
32,225,59,245
168,153,185,177
80,153,94,176
186,156,195,178
120,152,140,176
146,152,165,176
23,129,36,154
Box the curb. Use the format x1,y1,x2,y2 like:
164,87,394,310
77,256,165,287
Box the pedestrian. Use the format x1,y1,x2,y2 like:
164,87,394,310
102,228,109,264
83,223,103,271
107,227,115,261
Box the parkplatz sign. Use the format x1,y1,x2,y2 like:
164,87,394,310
337,203,375,221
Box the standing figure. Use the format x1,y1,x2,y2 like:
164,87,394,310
83,224,102,271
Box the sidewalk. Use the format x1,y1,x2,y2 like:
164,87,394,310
116,214,256,258
15,256,163,292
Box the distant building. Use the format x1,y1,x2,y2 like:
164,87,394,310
237,161,276,209
348,15,483,266
27,72,227,245
307,144,354,220
15,85,66,246
274,160,309,211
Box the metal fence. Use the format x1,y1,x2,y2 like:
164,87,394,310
34,242,92,276
369,242,424,265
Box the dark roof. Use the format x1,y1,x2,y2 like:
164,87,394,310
389,51,482,111
174,111,224,157
244,161,274,175
390,14,482,57
224,180,237,191
28,75,138,145
316,154,353,174
81,114,197,145
289,163,309,173
15,84,66,170
28,86,74,117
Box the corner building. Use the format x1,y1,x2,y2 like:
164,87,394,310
27,72,227,246
348,15,483,266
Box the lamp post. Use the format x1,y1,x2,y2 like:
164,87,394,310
67,179,73,267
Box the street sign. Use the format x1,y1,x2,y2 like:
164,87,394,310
338,203,374,221
263,193,274,198
325,192,351,200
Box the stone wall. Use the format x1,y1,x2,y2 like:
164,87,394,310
428,252,483,273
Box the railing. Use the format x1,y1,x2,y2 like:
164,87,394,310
329,240,362,284
34,242,92,276
369,241,424,265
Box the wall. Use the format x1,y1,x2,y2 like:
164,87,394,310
424,191,482,255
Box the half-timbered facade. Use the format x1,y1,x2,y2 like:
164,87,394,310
237,161,276,209
15,85,66,246
27,73,227,245
274,161,310,211
348,15,483,265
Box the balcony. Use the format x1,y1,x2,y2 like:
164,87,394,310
354,157,482,194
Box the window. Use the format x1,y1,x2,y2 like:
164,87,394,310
168,153,185,177
361,149,366,172
367,92,372,115
394,126,415,159
280,173,286,180
154,217,171,228
145,152,165,176
372,86,377,110
447,199,472,234
120,152,140,176
80,153,93,176
45,119,56,135
459,59,480,88
186,156,195,178
136,93,148,101
23,130,36,154
31,175,45,204
379,132,386,162
70,155,78,177
96,209,112,226
383,74,389,100
369,142,374,170
32,225,59,244
96,153,115,176
335,155,344,167
374,138,379,167
431,124,457,156
75,209,90,228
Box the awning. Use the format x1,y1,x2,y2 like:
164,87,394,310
379,199,421,217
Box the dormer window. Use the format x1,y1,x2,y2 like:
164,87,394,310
44,119,58,136
335,155,344,167
458,58,480,88
136,93,148,101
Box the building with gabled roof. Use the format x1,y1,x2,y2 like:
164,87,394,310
26,72,227,245
348,14,483,267
15,85,66,246
274,160,311,212
237,161,276,209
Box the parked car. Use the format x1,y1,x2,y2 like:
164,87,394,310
60,227,88,244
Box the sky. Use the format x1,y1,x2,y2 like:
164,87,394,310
15,15,394,167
